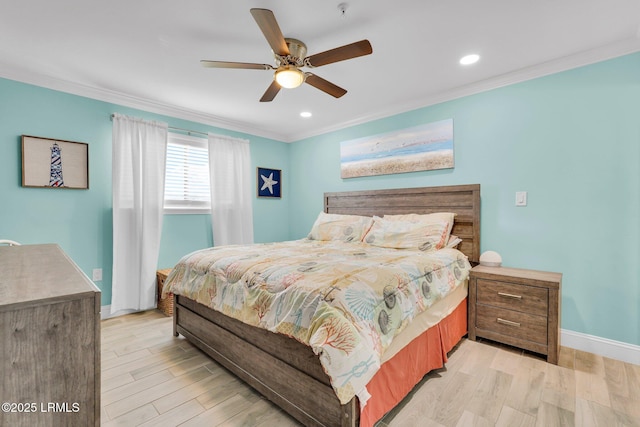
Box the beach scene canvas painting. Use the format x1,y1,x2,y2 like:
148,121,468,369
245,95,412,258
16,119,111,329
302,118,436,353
340,119,454,178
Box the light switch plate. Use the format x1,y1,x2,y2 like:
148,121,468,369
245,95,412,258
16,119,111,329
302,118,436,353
92,268,103,282
516,191,527,206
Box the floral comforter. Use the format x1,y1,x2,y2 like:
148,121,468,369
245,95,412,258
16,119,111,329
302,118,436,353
163,239,471,404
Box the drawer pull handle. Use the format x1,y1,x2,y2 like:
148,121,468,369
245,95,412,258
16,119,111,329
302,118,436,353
498,292,522,299
497,318,521,327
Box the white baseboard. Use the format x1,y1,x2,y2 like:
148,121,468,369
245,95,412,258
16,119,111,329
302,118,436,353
561,329,640,365
101,305,111,319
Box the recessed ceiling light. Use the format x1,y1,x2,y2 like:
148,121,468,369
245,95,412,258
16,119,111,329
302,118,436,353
459,54,480,65
300,111,312,118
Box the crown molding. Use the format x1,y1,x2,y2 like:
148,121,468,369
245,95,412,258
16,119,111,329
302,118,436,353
288,37,640,142
0,63,290,142
2,36,639,144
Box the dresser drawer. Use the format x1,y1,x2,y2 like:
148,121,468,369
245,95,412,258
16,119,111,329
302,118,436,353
476,304,548,345
476,279,548,317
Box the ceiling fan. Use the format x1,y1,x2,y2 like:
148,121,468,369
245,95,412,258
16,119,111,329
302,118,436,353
201,8,373,102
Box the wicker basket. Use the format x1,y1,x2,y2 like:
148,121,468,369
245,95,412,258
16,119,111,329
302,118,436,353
156,268,174,317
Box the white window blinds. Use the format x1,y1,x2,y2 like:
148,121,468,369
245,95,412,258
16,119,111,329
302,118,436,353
164,133,210,213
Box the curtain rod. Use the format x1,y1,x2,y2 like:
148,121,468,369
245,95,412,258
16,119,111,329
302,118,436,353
167,126,208,137
110,114,208,138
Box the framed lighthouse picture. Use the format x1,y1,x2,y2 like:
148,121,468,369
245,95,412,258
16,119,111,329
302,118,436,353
21,135,89,189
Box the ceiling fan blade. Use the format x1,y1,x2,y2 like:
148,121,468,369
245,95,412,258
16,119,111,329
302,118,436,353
304,73,347,98
305,40,372,67
260,80,281,102
200,60,273,70
250,8,289,56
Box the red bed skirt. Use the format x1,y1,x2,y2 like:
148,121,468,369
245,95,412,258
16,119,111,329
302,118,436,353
360,298,468,427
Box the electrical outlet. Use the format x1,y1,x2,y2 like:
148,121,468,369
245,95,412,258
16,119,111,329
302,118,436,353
92,268,103,282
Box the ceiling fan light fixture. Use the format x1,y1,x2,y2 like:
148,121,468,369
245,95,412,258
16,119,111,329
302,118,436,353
275,66,305,88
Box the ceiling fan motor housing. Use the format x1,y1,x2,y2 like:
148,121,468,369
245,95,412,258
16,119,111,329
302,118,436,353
278,38,307,67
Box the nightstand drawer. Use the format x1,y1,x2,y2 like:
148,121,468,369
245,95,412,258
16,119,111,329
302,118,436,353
476,304,548,345
476,279,548,317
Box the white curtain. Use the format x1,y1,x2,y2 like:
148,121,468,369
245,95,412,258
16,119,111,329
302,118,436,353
208,134,254,245
111,113,168,314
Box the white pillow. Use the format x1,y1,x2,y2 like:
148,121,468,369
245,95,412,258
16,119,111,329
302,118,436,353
308,212,373,242
383,212,456,244
363,216,450,251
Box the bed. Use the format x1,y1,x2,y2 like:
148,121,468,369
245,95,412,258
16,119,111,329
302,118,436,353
166,184,480,426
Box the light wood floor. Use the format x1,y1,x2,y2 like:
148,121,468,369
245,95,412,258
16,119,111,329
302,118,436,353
101,310,640,427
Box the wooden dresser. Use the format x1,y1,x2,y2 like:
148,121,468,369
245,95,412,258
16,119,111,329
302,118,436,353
468,265,562,364
0,244,101,427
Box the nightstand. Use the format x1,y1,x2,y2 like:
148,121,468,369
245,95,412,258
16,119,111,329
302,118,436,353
156,268,174,317
468,265,562,364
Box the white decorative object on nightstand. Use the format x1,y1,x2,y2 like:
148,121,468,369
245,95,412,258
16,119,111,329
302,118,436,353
479,250,502,267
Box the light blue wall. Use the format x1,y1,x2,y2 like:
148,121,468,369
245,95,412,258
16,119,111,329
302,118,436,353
0,78,290,306
290,53,640,346
2,52,638,348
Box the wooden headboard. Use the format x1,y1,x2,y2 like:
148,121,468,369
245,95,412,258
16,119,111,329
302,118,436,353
324,184,481,264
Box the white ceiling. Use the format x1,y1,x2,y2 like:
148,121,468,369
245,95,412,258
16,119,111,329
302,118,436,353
2,1,639,142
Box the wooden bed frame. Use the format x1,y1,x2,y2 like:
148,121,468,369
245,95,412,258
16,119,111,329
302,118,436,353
172,184,480,426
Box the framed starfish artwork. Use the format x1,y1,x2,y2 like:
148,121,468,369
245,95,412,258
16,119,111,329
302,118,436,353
256,167,281,198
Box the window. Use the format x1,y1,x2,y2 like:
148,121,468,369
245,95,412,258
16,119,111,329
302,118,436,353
164,133,210,213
